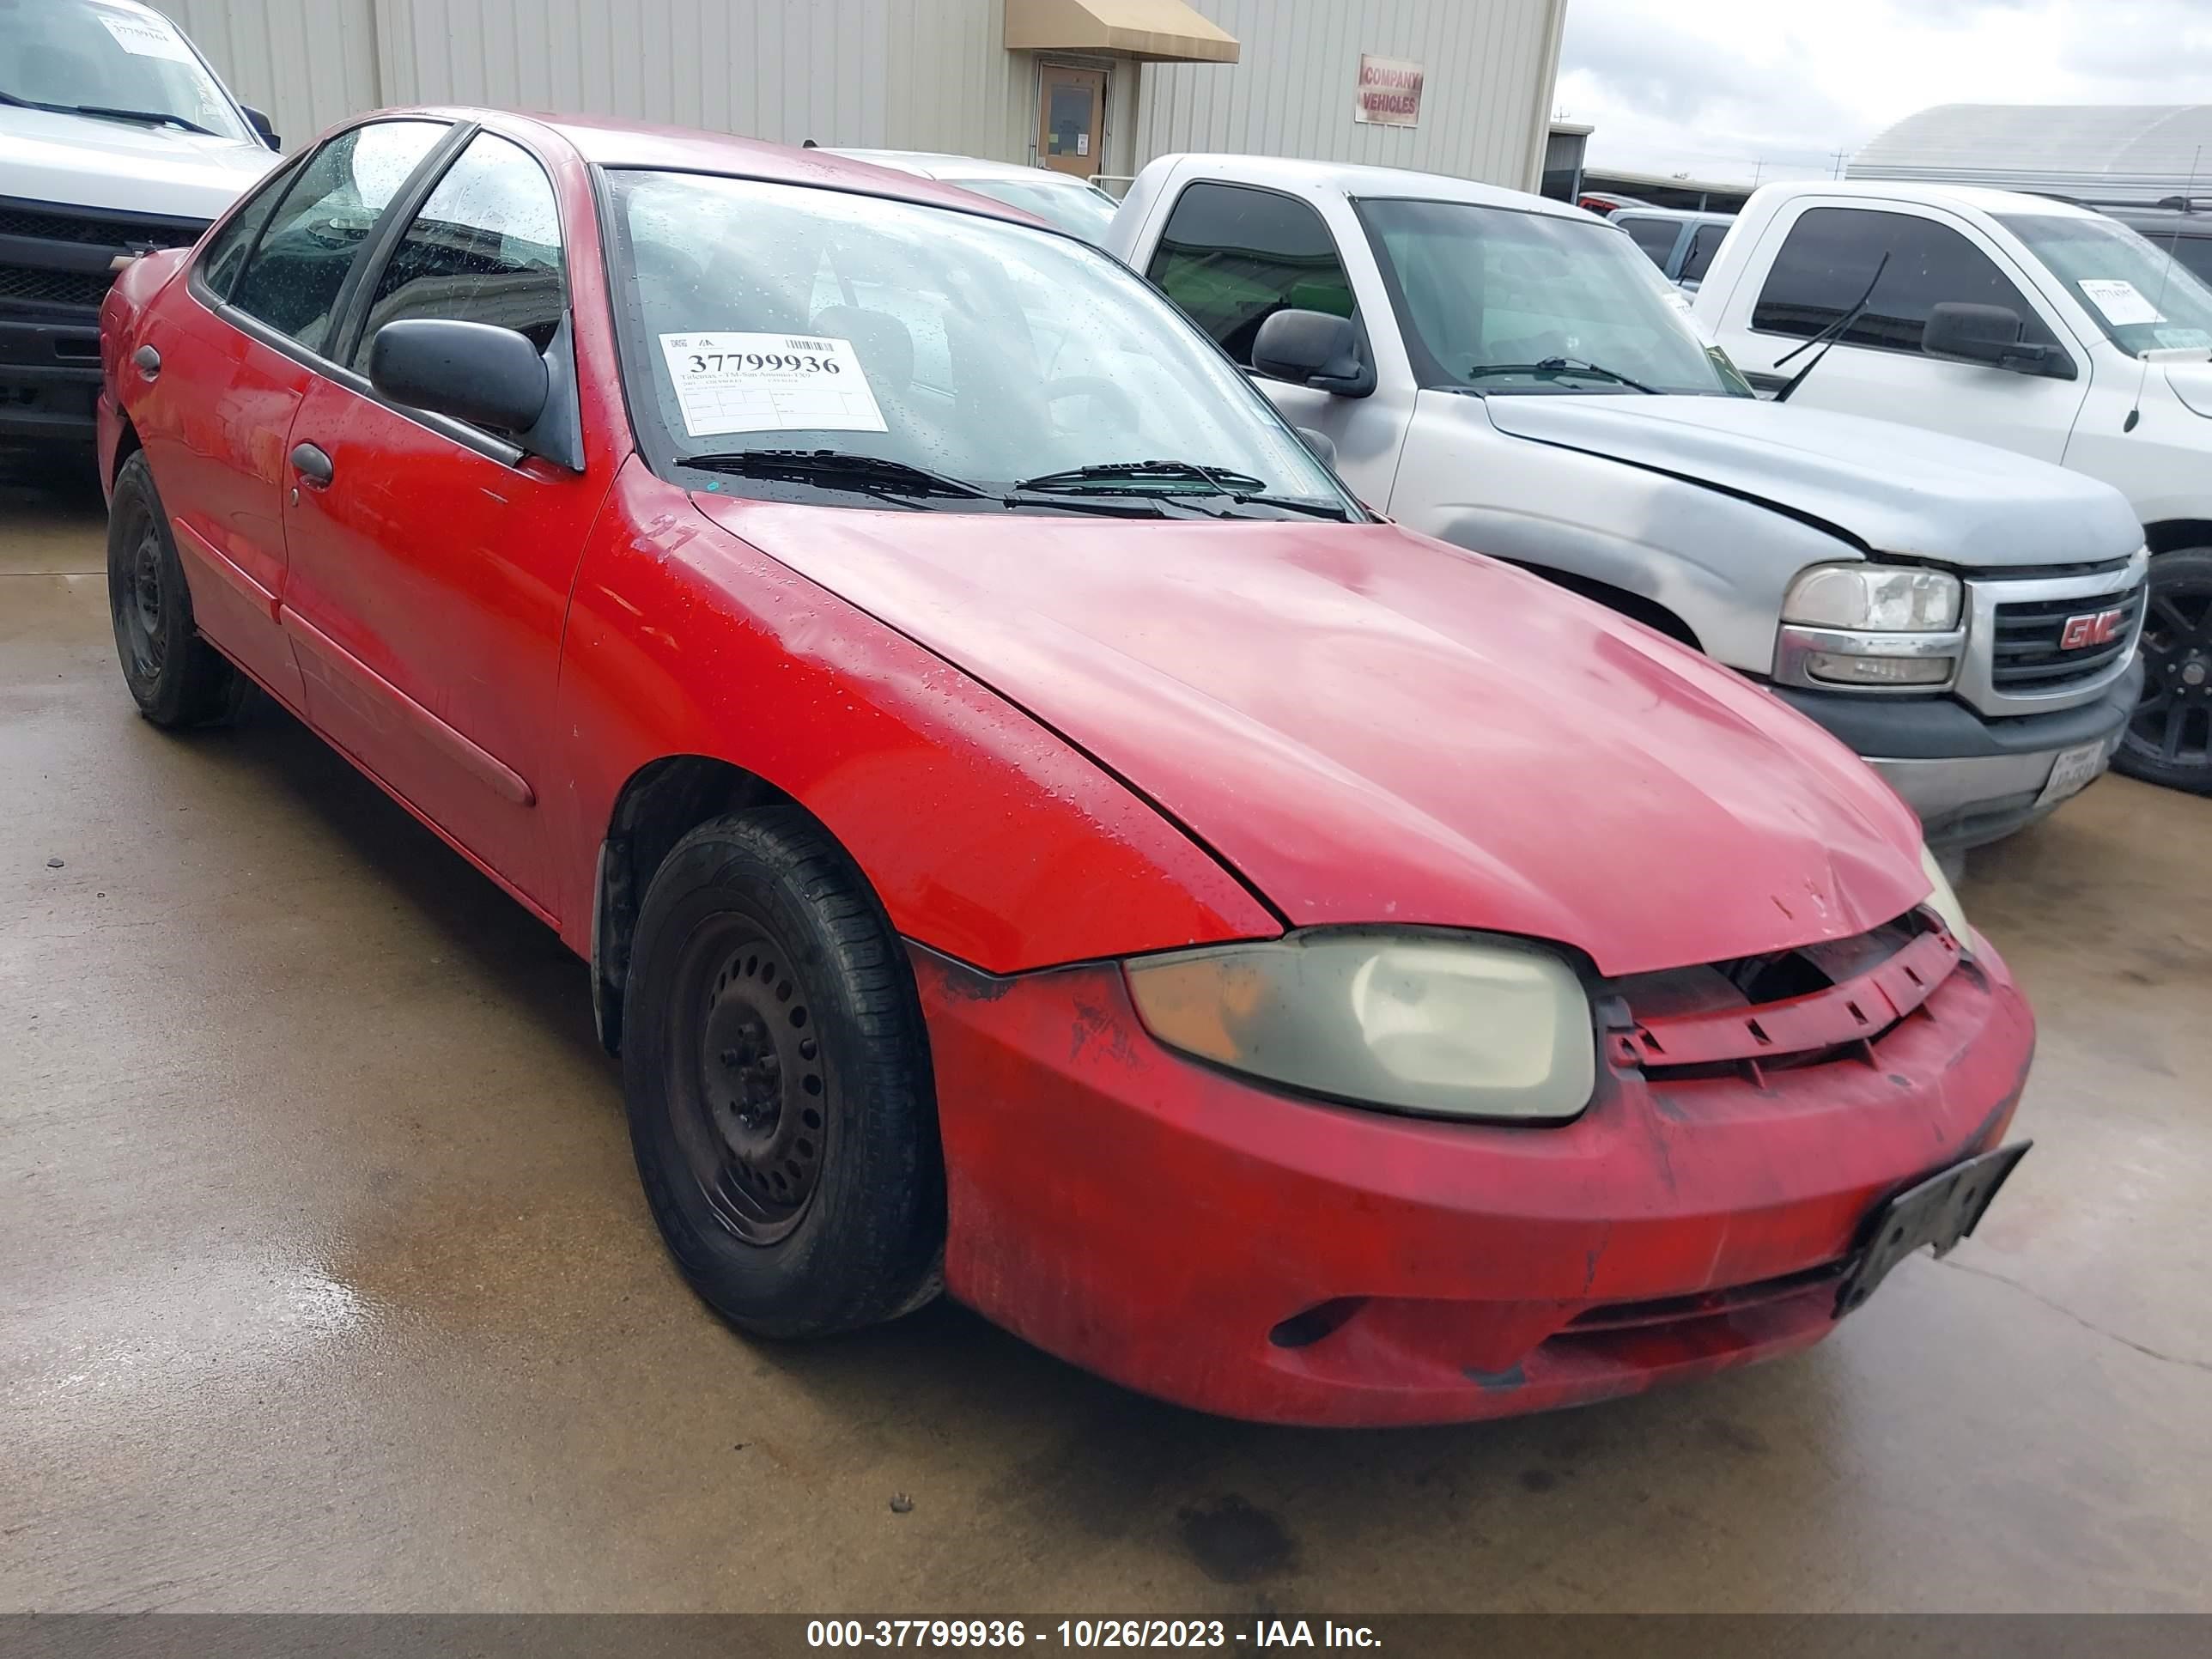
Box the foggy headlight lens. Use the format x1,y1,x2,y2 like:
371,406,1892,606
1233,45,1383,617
1785,565,1962,631
1918,843,1972,946
1124,930,1595,1121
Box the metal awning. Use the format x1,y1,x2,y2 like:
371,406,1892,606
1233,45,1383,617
1004,0,1239,64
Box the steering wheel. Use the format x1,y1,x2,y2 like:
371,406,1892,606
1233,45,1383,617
1043,375,1140,433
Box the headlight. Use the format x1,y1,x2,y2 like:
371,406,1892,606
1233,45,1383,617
1123,930,1595,1121
1784,564,1961,631
1918,843,1972,946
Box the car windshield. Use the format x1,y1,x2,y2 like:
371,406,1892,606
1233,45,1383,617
0,0,249,143
1997,212,2212,355
1354,197,1744,396
609,170,1353,512
951,176,1120,245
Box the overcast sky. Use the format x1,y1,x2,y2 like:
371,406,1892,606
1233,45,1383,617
1556,0,2212,185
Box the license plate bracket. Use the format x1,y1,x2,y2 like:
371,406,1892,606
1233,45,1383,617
1835,1141,2032,1316
2034,739,2108,809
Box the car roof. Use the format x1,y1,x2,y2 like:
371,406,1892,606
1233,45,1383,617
825,148,1095,188
410,108,1050,230
1164,153,1599,222
1611,208,1735,226
1755,177,2106,219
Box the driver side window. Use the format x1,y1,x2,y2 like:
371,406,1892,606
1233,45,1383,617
227,120,446,356
1146,182,1355,365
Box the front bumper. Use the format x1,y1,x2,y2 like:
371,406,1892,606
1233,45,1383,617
0,313,102,442
1771,659,2141,851
913,936,2034,1427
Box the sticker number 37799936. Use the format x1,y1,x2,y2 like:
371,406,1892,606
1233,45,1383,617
658,331,888,437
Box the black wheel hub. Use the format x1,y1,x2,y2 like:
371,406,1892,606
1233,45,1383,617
119,525,167,680
675,924,826,1245
2128,580,2212,773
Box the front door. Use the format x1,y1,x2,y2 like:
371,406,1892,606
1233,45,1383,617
280,130,598,913
1037,65,1105,178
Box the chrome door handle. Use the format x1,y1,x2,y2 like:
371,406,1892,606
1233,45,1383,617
290,442,334,489
132,344,161,380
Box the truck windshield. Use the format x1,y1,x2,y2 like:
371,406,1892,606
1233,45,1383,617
0,0,249,143
1354,198,1743,397
1997,213,2212,356
609,170,1353,513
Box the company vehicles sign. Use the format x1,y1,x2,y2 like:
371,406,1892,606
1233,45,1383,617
1354,55,1424,128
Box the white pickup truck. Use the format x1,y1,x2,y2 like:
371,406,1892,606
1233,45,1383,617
1106,155,2150,851
1,0,277,447
1695,179,2212,793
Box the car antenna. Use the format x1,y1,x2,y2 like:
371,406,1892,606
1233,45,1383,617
2124,143,2203,434
1771,252,1891,403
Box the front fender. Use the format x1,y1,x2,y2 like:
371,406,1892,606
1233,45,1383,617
550,458,1279,974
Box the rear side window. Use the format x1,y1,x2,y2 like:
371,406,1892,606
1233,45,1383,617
228,119,446,355
1146,182,1355,365
1618,216,1679,265
350,132,566,370
198,157,303,301
1751,206,2056,354
2167,234,2212,288
1680,222,1728,283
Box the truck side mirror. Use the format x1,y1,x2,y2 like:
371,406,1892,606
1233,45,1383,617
242,106,281,150
1252,309,1376,398
1923,302,2074,379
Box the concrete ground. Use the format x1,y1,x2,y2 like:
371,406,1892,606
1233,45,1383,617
3,448,2209,1615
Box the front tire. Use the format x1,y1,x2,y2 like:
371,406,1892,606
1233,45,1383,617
106,452,249,728
2115,547,2212,793
622,808,944,1337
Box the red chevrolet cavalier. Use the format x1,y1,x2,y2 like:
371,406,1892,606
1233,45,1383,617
97,109,2034,1426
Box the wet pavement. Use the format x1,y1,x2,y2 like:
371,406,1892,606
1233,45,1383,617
3,450,2209,1613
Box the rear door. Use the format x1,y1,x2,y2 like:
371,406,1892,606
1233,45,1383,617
1717,199,2090,462
278,129,603,912
142,119,448,704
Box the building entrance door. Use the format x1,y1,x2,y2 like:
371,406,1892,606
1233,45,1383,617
1037,64,1106,176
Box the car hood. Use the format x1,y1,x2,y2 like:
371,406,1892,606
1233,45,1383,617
1479,392,2143,568
692,497,1929,976
0,106,276,220
2161,356,2212,419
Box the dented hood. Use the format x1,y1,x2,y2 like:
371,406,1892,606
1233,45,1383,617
1480,392,2142,569
693,499,1929,976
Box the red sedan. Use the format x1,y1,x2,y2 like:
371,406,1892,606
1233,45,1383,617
96,109,2033,1426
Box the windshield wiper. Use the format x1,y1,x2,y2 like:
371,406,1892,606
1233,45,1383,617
1462,356,1660,393
0,90,218,136
1014,459,1269,495
679,448,992,501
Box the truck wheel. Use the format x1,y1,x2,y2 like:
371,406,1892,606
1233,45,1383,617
2116,547,2212,794
622,807,945,1338
106,453,250,728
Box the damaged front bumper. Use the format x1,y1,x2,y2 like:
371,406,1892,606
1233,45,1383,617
911,930,2035,1428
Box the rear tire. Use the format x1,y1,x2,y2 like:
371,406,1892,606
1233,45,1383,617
2115,546,2212,794
622,807,944,1337
106,452,250,729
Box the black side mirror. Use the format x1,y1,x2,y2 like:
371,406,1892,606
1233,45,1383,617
1252,308,1376,398
369,319,549,436
242,106,280,150
1923,302,2072,378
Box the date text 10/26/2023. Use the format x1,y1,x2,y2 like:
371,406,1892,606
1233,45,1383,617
806,1621,1382,1650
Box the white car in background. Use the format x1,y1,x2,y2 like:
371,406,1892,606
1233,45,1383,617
826,149,1121,244
1,0,279,446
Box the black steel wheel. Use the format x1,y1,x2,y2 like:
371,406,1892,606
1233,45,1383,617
2116,547,2212,794
622,807,944,1337
106,452,250,728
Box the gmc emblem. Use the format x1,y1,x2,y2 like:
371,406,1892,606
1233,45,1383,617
2059,608,2125,650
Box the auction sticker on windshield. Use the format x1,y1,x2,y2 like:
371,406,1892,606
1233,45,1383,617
658,333,887,437
94,5,198,62
2078,279,2166,327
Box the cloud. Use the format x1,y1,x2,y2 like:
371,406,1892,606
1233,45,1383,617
1558,0,2212,185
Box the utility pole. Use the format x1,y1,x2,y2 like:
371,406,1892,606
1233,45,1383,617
1830,149,1850,179
1751,158,1765,185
